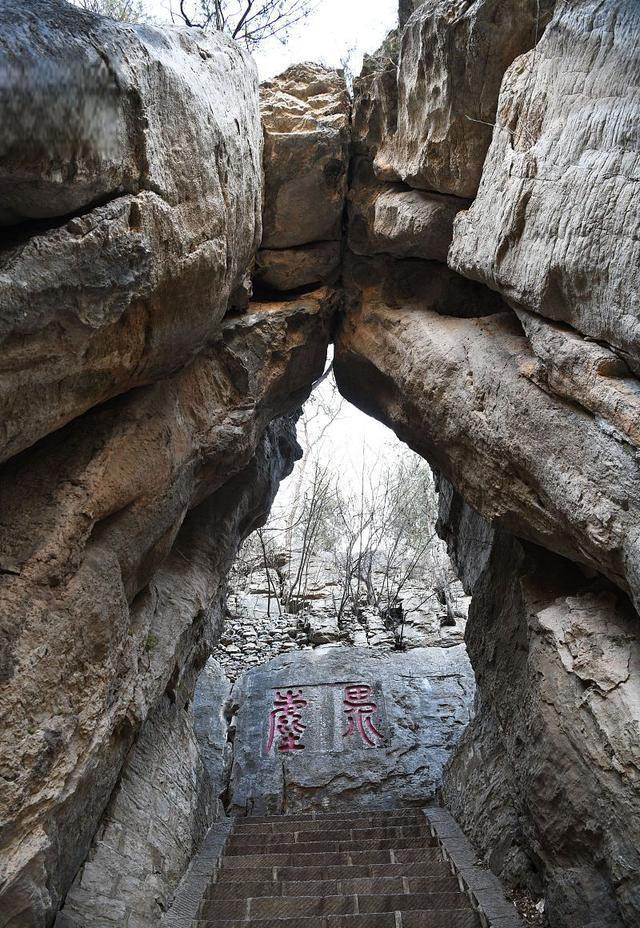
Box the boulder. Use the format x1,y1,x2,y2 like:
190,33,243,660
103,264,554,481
226,645,474,814
449,0,640,370
254,242,341,291
0,0,262,463
260,63,350,250
374,0,554,197
349,160,469,262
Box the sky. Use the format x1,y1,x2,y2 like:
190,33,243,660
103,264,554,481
144,0,397,78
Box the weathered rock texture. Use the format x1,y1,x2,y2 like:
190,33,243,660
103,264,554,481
0,0,263,464
1,291,333,927
439,484,640,928
255,63,350,292
449,0,640,372
0,4,336,926
335,281,640,610
374,0,555,197
3,0,640,926
333,2,640,926
225,646,474,814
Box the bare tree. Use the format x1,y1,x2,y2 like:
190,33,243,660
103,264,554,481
174,0,314,48
73,0,146,21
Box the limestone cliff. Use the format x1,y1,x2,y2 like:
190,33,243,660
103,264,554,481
2,1,640,927
0,3,336,926
333,1,640,926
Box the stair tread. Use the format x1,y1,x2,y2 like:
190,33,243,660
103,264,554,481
226,838,438,856
223,848,444,869
228,826,434,846
202,891,473,920
233,810,427,825
232,815,427,835
207,876,461,900
192,909,481,928
219,861,454,883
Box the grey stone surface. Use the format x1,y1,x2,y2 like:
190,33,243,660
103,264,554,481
55,693,215,928
423,807,525,927
255,242,341,292
194,659,233,815
226,646,474,815
160,822,231,927
216,542,469,681
374,0,553,197
0,288,333,926
440,485,640,928
260,63,350,250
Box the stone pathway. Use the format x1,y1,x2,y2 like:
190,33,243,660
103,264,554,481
164,808,524,928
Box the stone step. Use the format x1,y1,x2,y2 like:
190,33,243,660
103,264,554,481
201,892,473,921
232,812,426,833
219,860,453,884
228,825,433,848
207,875,461,901
192,909,482,928
222,848,444,871
226,838,438,857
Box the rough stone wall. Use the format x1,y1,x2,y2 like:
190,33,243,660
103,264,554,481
216,547,468,681
0,4,337,927
333,1,640,926
439,483,640,928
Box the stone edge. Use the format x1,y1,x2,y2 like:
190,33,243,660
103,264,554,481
160,820,233,928
422,807,526,928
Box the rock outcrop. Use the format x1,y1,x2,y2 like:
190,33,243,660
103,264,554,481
333,1,640,926
224,646,474,814
374,0,555,197
0,0,263,465
439,484,640,928
3,1,640,927
0,5,336,927
449,0,640,371
255,63,350,292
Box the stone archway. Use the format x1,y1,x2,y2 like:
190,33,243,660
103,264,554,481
1,3,639,928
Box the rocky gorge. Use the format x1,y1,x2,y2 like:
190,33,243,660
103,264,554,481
0,1,639,928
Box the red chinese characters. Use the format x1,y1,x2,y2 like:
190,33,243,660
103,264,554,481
266,688,308,753
343,684,384,747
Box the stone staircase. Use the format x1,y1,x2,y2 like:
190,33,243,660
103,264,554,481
191,809,484,928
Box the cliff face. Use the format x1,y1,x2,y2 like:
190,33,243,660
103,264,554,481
0,4,336,926
333,1,640,926
2,1,640,927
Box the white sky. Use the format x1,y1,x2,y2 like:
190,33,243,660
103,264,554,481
143,0,397,78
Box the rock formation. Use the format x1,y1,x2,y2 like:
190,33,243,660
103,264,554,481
224,646,474,814
333,1,640,926
0,5,336,927
255,63,350,293
439,482,640,928
2,0,640,927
